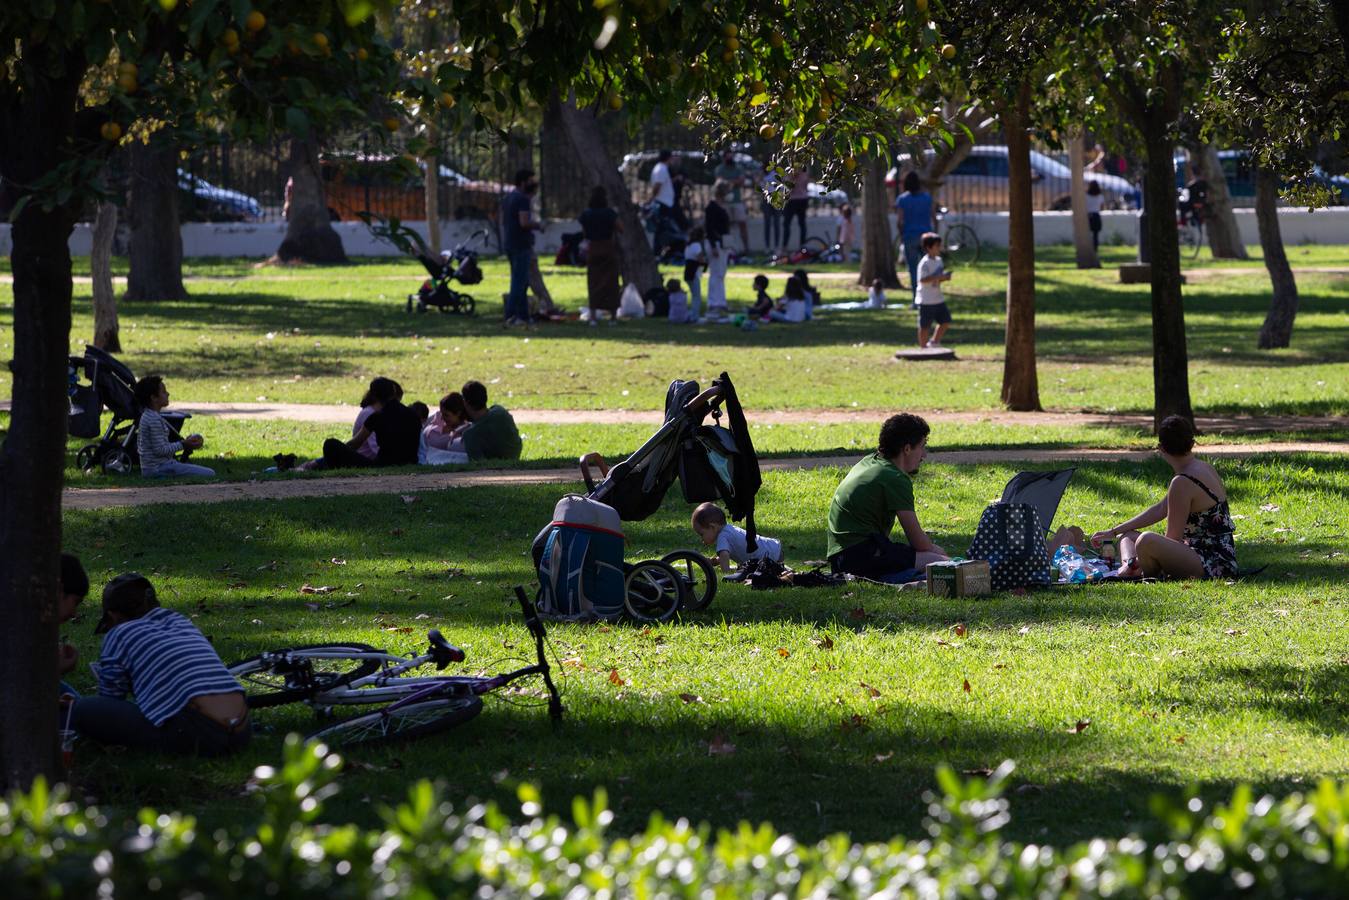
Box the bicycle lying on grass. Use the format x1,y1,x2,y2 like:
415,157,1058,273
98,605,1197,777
228,587,563,746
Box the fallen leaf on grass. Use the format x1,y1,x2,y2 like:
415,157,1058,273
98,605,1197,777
777,647,791,658
962,767,994,778
299,584,336,595
840,714,869,732
678,693,702,704
962,679,972,694
1067,719,1091,734
1173,735,1187,744
608,668,625,686
992,663,1007,670
708,735,737,756
848,606,868,621
561,657,585,670
227,581,248,589
933,638,956,648
953,623,967,637
873,751,894,764
1259,503,1280,513
383,626,414,634
860,681,881,698
401,495,420,505
1224,628,1246,636
1018,625,1031,635
811,635,834,650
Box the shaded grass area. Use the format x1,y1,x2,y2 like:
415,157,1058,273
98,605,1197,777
58,455,1349,845
2,246,1347,417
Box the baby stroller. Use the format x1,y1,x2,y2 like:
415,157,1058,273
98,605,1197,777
357,212,481,315
532,372,761,623
69,346,194,475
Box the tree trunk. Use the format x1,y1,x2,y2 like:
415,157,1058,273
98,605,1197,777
91,200,121,351
0,67,83,790
553,94,661,294
277,138,346,263
1069,130,1100,269
424,143,442,256
1142,115,1194,429
1199,143,1247,260
1000,88,1042,412
859,153,899,288
124,141,187,302
1255,167,1299,348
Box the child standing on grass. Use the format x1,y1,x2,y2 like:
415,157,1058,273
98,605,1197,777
915,232,953,348
691,502,784,573
683,226,707,321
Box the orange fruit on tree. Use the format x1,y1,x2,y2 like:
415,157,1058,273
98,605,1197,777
758,123,777,140
244,10,265,33
724,36,740,51
844,156,857,172
383,116,400,132
438,92,456,109
941,43,956,59
722,23,738,38
720,48,735,63
356,47,369,61
100,121,122,142
915,0,929,13
117,72,138,93
313,33,329,51
607,92,623,110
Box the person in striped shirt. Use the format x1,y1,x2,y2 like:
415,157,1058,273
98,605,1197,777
69,573,250,756
134,375,216,478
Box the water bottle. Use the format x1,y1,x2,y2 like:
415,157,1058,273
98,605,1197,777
1052,545,1086,582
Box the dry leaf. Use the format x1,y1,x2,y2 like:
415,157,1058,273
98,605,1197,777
1067,719,1091,734
299,584,336,595
708,735,737,756
992,663,1007,670
873,751,894,764
840,713,869,732
401,495,420,505
1018,625,1031,635
953,623,967,637
860,681,881,698
608,668,625,686
962,767,994,777
1224,628,1246,636
962,679,972,694
1173,735,1187,744
562,657,585,670
777,647,791,658
848,606,868,621
934,637,955,648
811,635,834,650
1259,503,1280,512
678,693,702,704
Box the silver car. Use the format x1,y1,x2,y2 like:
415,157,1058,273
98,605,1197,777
888,145,1140,211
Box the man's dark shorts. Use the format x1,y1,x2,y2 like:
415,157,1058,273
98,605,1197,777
919,302,952,329
829,532,918,578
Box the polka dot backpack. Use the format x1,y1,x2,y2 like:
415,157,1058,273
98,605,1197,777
967,502,1051,592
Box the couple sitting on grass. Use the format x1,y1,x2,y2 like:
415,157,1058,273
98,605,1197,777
824,413,1237,583
57,555,250,757
309,377,521,470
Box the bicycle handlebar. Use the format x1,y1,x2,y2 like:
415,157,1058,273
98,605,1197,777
514,585,563,723
426,628,466,669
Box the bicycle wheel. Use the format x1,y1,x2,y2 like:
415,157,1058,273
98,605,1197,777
942,223,980,266
307,695,483,747
229,644,384,708
624,560,685,622
660,550,718,612
801,236,828,260
1178,221,1201,258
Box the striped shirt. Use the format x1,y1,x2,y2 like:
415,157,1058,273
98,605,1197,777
92,607,242,725
136,408,183,474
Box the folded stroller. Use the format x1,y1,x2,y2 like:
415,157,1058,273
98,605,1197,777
532,372,761,623
69,346,194,475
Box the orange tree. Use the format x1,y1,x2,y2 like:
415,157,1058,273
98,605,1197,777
0,0,442,788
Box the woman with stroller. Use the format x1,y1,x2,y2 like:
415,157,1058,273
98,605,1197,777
578,186,623,323
318,376,421,469
1091,415,1239,580
133,375,215,478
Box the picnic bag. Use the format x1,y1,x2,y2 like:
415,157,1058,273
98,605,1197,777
534,495,627,621
967,502,1050,591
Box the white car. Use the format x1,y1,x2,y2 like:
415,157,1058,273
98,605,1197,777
887,145,1140,211
618,150,849,207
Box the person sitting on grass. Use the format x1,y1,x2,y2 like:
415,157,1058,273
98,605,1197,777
826,413,950,580
58,553,90,697
1091,415,1239,580
422,391,470,465
691,502,784,573
748,274,774,319
460,380,522,461
768,277,809,323
320,376,421,469
69,573,250,756
791,269,819,320
133,375,215,478
915,232,953,348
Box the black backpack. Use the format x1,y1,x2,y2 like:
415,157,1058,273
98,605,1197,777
967,502,1050,591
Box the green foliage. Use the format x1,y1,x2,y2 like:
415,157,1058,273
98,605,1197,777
3,737,1347,897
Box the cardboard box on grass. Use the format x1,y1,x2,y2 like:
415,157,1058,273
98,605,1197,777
927,559,991,598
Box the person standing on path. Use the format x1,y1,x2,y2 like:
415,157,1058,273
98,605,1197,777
500,169,541,327
578,186,623,322
781,166,811,250
714,149,751,254
894,172,934,295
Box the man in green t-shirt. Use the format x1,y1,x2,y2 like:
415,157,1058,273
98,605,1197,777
460,380,522,461
826,413,949,578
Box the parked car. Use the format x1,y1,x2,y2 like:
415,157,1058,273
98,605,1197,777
617,149,849,209
319,153,508,222
176,170,263,222
1173,149,1349,206
887,145,1141,211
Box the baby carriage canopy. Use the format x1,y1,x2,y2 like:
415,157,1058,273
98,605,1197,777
584,372,763,547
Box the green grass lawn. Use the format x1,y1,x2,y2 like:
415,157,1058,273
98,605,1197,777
57,454,1349,846
3,245,1347,418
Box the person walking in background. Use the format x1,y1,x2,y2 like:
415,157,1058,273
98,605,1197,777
894,172,934,295
759,163,781,251
683,225,708,322
704,182,732,320
578,185,622,323
1086,181,1104,250
648,149,679,255
500,168,541,327
836,203,855,263
714,149,751,254
781,166,810,250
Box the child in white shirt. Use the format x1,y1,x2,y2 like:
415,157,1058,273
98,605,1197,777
866,278,887,309
682,226,706,321
691,502,784,572
915,231,953,347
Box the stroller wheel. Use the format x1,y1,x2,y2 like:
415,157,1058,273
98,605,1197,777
101,447,133,476
623,560,684,623
76,445,100,473
406,295,416,313
660,550,718,611
459,296,476,316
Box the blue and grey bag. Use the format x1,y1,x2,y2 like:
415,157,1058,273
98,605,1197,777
533,495,626,621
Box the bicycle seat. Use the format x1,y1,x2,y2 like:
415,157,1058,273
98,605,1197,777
427,629,466,668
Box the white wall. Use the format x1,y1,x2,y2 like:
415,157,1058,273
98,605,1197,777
3,208,1347,257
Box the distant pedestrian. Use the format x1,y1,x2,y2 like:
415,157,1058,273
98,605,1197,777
781,166,810,250
836,203,855,263
578,185,622,320
1086,181,1104,249
704,182,732,319
683,225,708,321
714,149,751,253
500,168,542,326
648,149,679,254
894,172,934,297
759,164,781,250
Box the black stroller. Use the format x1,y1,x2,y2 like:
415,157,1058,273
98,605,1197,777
357,212,483,315
532,372,762,621
68,346,194,475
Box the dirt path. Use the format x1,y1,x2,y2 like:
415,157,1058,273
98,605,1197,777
63,442,1347,511
18,399,1345,434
